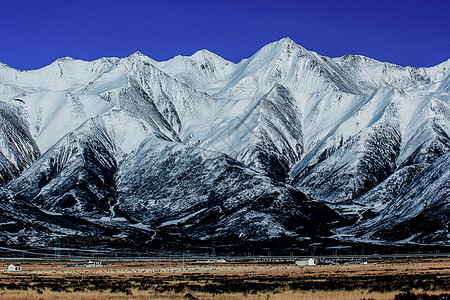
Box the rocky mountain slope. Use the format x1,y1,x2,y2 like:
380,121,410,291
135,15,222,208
0,37,448,251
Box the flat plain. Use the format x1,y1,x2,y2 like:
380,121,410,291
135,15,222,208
0,257,449,299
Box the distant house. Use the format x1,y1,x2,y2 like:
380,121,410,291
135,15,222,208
7,264,22,271
295,258,316,266
88,260,102,266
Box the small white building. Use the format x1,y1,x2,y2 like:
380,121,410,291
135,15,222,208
295,258,316,266
7,264,22,271
88,260,102,266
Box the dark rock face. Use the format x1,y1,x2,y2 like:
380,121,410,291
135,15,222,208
0,153,18,185
355,121,402,198
9,123,117,217
0,102,41,184
0,186,155,250
341,151,450,245
116,137,340,242
239,84,303,182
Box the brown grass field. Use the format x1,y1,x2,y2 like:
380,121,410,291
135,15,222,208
0,258,448,299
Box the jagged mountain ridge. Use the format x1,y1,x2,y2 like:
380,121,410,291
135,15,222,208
156,38,449,244
0,37,448,249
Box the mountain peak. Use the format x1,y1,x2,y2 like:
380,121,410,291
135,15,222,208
254,37,309,60
189,49,234,66
0,62,11,69
190,49,216,61
125,51,157,67
243,37,310,69
128,51,148,59
54,57,75,63
273,37,306,51
280,36,295,44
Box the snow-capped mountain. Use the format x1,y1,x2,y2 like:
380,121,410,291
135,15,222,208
0,37,448,251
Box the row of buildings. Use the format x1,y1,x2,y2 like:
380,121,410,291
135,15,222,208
3,260,103,272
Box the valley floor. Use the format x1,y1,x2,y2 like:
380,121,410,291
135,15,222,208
0,258,448,299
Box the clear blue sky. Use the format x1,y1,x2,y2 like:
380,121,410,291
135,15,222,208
1,0,449,70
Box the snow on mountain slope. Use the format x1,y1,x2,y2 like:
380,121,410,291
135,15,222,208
0,57,118,91
17,90,112,152
121,52,219,134
332,95,450,219
0,57,119,154
157,38,449,184
156,49,235,89
330,55,447,91
0,37,449,247
158,37,360,101
291,88,413,203
0,51,221,155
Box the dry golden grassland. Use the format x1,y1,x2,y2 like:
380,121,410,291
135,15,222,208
0,258,448,299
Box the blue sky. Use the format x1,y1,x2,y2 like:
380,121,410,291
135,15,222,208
1,0,449,70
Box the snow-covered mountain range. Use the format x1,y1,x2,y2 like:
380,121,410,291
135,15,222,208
0,37,448,252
